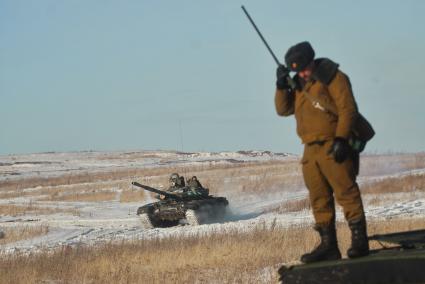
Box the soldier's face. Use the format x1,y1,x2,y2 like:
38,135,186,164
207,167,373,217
298,62,314,81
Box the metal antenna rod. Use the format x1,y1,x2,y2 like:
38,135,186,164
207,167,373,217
241,5,281,66
241,5,297,89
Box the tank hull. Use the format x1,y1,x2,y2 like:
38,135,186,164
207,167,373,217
137,197,229,228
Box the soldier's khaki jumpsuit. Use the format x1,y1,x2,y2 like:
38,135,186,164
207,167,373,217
275,70,365,226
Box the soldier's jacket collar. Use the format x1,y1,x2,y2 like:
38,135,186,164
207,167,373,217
312,58,340,85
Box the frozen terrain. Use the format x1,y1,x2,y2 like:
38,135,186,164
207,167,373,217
0,150,295,182
1,150,424,254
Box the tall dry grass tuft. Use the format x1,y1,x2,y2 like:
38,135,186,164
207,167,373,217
360,153,425,176
1,218,424,284
267,197,311,214
362,173,425,194
0,203,78,217
0,189,41,200
0,226,49,245
39,191,117,202
119,190,145,203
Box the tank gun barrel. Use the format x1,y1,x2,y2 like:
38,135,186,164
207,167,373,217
131,182,183,200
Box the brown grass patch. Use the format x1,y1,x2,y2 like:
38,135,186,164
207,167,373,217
360,153,425,176
267,197,311,214
267,173,425,214
362,173,425,194
0,189,42,200
0,203,78,217
40,191,117,202
1,218,424,284
0,226,49,245
119,190,146,203
0,160,291,191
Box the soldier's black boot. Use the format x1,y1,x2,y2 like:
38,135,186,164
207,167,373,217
347,219,369,258
301,224,341,263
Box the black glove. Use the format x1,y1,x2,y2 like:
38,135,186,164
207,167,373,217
328,137,351,163
276,65,291,90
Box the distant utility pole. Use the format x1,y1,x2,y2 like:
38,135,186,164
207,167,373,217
178,119,184,152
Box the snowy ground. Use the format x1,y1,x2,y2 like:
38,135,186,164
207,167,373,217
0,150,295,182
1,151,424,254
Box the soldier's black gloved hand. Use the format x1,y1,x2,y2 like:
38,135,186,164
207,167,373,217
328,137,351,163
276,65,291,90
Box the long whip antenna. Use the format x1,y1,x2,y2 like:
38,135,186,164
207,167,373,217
241,5,281,66
241,5,296,89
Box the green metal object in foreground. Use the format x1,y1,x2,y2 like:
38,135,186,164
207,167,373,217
279,229,425,284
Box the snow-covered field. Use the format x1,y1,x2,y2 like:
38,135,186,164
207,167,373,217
1,150,424,254
0,150,295,182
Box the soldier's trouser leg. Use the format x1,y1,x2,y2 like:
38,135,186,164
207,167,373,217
302,144,335,226
302,141,365,225
318,140,365,223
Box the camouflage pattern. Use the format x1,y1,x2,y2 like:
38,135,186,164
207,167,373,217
164,174,208,197
133,176,228,228
186,176,209,197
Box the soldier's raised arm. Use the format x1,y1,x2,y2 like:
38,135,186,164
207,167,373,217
274,65,295,116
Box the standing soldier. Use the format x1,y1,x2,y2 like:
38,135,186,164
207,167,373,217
275,41,369,263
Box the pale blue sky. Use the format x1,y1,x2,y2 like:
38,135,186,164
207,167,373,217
1,0,424,155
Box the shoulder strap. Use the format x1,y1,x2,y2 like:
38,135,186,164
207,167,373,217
301,82,337,115
301,83,375,142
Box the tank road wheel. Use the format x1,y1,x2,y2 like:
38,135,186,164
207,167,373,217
139,213,154,229
185,209,200,226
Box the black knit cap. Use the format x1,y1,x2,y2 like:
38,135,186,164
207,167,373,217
285,41,315,72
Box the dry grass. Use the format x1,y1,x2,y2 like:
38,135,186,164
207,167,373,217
0,160,300,205
266,172,425,214
0,153,424,283
119,190,146,203
360,152,425,176
267,198,311,214
87,160,302,202
39,190,117,202
6,152,421,201
0,218,424,284
0,226,49,245
0,189,41,200
0,203,78,217
362,173,425,194
0,160,289,191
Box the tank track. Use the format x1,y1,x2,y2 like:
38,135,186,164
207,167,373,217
139,213,153,229
185,209,200,226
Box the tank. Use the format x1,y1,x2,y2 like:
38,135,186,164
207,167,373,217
278,229,425,284
132,181,229,228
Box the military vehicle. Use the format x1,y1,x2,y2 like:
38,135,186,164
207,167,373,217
278,229,425,284
132,181,229,228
